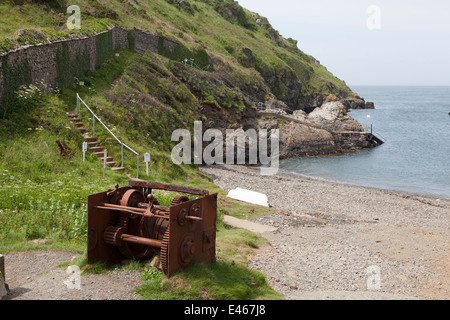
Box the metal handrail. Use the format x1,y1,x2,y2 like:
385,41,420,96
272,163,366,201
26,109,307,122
76,93,140,178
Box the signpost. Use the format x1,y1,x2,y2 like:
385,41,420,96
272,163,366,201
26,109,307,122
144,152,150,176
82,142,87,163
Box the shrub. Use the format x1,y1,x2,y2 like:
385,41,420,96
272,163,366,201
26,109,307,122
15,81,48,112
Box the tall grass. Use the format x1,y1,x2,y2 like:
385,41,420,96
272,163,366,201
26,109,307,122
0,42,282,300
0,84,128,248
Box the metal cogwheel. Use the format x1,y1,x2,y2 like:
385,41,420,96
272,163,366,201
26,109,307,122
170,194,190,206
115,212,154,260
120,189,145,207
160,230,170,275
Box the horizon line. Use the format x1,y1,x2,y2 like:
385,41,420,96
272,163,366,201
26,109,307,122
349,84,450,87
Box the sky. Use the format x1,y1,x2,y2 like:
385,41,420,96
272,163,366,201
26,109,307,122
236,0,450,86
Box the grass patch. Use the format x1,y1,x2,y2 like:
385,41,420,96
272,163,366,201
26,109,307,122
135,225,281,300
0,0,356,108
0,76,129,247
136,261,281,300
0,32,282,300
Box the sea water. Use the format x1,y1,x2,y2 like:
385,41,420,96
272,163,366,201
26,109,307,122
280,86,450,199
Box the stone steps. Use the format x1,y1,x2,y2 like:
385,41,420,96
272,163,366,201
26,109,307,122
68,111,125,173
89,146,105,153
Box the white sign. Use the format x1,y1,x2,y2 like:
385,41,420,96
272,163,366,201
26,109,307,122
144,152,150,176
82,142,87,162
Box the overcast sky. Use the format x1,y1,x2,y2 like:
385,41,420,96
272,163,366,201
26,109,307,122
237,0,450,86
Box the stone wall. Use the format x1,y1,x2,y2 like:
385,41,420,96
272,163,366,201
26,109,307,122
111,27,129,52
0,26,178,105
129,28,159,54
0,33,98,98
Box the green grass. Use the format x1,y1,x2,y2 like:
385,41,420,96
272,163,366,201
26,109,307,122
0,94,129,252
136,260,281,300
0,0,356,106
0,48,282,299
134,224,281,300
0,0,317,300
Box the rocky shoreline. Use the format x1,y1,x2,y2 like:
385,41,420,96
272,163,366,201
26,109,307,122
258,98,378,160
200,164,450,300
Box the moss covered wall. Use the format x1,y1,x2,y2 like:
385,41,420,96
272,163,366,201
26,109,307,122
1,54,32,107
0,26,201,105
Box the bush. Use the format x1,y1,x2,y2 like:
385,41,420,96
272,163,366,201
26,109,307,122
15,81,48,112
214,0,258,31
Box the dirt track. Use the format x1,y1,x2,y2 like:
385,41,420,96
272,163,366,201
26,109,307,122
3,251,141,300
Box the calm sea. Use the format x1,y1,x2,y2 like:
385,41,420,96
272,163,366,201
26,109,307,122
280,86,450,199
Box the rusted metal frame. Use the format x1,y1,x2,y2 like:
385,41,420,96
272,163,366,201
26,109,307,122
103,203,145,213
95,202,202,221
95,203,169,220
129,180,210,196
163,193,217,276
120,234,162,249
95,205,146,216
87,182,217,277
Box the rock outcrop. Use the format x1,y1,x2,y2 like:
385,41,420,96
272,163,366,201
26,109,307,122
307,101,363,132
278,121,337,158
341,97,376,110
257,100,373,159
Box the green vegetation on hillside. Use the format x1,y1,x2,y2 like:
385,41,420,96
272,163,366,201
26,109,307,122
0,0,358,300
0,0,356,109
0,48,282,299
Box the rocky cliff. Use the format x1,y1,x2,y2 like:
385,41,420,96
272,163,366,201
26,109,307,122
0,0,377,160
257,100,375,159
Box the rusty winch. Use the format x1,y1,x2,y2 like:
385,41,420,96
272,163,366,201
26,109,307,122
87,180,217,277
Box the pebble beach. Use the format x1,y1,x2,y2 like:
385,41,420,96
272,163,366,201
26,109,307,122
200,164,450,300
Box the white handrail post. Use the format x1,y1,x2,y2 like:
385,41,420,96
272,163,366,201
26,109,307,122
76,93,80,113
92,112,95,136
103,149,107,178
120,143,123,168
137,154,139,179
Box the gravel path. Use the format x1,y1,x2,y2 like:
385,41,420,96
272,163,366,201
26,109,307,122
200,164,450,300
3,164,448,300
4,251,142,300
